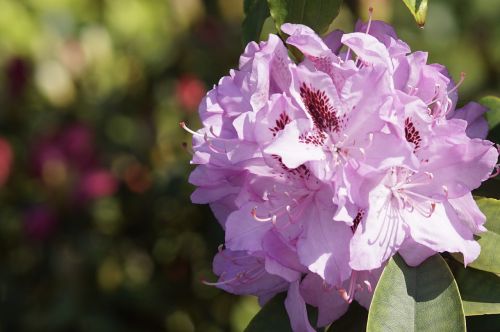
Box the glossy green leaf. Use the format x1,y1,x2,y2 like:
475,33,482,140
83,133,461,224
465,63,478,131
244,293,291,332
447,259,500,316
454,197,500,274
401,0,428,27
480,96,500,130
267,0,342,35
327,301,367,332
367,254,466,332
242,0,270,44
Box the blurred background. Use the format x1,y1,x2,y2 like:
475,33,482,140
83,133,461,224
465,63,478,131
0,0,498,331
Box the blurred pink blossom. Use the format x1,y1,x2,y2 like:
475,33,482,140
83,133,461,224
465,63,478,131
79,169,118,199
0,137,13,187
24,206,58,241
176,75,207,111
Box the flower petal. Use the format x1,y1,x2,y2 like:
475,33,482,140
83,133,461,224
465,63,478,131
225,203,273,252
341,32,392,69
213,249,288,301
448,192,486,233
398,237,436,267
264,119,324,169
350,185,407,270
285,281,316,332
300,273,349,327
297,199,352,286
404,202,480,265
419,134,498,198
449,102,489,139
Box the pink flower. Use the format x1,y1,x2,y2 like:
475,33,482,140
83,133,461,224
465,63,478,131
79,169,118,200
0,137,13,187
176,74,207,111
449,102,490,139
24,205,58,241
185,17,498,330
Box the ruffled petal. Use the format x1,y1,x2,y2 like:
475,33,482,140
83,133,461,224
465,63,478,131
448,192,486,233
282,23,336,60
354,20,410,57
404,201,480,265
341,32,392,69
419,133,498,198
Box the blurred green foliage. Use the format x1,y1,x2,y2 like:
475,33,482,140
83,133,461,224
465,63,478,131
0,0,498,331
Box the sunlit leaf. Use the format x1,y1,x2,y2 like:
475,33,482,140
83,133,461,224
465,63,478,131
244,293,291,332
267,0,342,35
480,96,500,130
401,0,428,27
327,301,367,332
367,254,465,332
447,259,500,316
454,197,500,274
243,0,270,44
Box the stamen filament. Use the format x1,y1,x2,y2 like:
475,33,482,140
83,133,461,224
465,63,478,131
366,7,374,35
180,121,203,137
251,207,275,222
447,72,466,96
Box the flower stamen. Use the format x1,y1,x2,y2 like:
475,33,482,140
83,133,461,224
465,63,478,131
366,7,374,35
447,72,466,96
180,121,203,137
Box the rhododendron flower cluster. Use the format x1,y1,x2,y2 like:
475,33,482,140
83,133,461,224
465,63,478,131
184,19,498,330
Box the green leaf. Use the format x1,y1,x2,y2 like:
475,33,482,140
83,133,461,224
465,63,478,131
242,0,270,45
267,0,342,35
367,254,466,332
480,96,500,130
327,301,367,332
244,293,291,332
454,197,500,274
401,0,428,27
447,259,500,316
467,314,500,332
480,96,500,144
